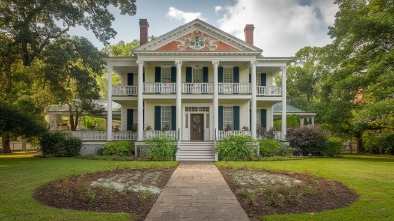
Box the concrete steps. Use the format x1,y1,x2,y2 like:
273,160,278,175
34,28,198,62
177,141,216,161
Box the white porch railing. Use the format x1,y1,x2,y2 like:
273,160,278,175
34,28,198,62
68,131,107,140
218,130,252,140
257,86,281,96
182,83,213,93
112,86,138,96
218,83,251,94
68,131,137,141
144,83,176,94
144,130,176,140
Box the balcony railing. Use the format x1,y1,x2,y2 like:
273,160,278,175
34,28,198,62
144,83,176,94
111,84,281,96
112,86,138,96
182,83,213,93
257,86,281,96
218,83,251,94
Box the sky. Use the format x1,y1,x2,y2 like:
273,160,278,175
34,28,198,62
69,0,338,57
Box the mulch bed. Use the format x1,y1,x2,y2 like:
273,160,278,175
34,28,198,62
218,167,359,221
32,167,176,221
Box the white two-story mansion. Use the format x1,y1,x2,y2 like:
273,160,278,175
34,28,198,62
98,19,291,160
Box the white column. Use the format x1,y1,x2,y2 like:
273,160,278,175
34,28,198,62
175,60,182,140
212,61,219,140
251,61,257,138
53,115,57,131
281,66,287,140
311,116,315,126
300,118,304,127
107,66,113,141
137,61,144,141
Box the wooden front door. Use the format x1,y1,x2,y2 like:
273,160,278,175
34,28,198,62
190,114,204,140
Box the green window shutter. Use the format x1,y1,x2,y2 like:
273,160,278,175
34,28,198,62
249,74,251,83
186,67,192,83
218,67,223,83
218,106,223,130
171,67,176,82
127,73,133,86
127,109,133,130
154,106,161,130
155,67,161,82
233,106,240,130
233,67,239,83
171,106,176,130
261,109,267,128
203,67,208,82
261,73,266,86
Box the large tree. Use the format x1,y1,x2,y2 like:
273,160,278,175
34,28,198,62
0,0,137,66
40,36,105,131
298,0,394,152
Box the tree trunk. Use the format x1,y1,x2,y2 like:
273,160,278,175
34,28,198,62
70,113,76,131
1,133,12,153
355,133,363,154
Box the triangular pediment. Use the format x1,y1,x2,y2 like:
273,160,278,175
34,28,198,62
134,19,262,54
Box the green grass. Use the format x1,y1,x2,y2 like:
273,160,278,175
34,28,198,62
0,154,178,221
216,155,394,221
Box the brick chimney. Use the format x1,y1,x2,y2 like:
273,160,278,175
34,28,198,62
244,24,255,45
139,19,149,45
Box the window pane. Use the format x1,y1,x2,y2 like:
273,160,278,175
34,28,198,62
193,68,202,83
223,68,233,83
162,68,171,83
223,107,233,129
161,106,171,130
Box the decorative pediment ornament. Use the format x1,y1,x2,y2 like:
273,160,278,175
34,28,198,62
176,32,218,51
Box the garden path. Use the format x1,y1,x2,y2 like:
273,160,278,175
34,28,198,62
145,162,249,221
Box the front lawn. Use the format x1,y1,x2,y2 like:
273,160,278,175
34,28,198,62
216,155,394,221
0,154,178,221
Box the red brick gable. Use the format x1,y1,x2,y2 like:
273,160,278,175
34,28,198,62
157,31,237,51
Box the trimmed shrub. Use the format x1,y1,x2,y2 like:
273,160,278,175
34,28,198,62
104,141,134,156
63,137,83,157
278,143,296,157
322,137,342,157
40,131,82,157
259,140,280,157
286,127,328,156
40,131,66,156
145,136,176,161
215,134,257,161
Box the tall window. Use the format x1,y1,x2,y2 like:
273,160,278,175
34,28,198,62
161,68,171,83
256,110,260,125
256,74,261,86
223,107,233,130
193,68,202,83
161,106,171,130
223,68,233,83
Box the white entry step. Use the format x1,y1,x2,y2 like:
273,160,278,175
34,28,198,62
177,141,216,161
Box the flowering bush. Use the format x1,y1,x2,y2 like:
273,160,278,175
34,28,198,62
145,125,152,130
225,124,232,131
130,123,137,132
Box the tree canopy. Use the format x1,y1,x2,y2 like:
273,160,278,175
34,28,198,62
286,0,394,152
0,0,137,66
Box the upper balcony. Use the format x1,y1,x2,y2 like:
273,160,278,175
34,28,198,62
112,84,281,96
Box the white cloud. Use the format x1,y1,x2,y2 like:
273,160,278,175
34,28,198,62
217,0,338,57
166,7,206,23
215,6,223,12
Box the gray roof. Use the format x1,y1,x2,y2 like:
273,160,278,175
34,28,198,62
273,102,306,113
47,100,121,113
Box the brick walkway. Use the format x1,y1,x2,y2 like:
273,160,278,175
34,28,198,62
145,162,249,221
